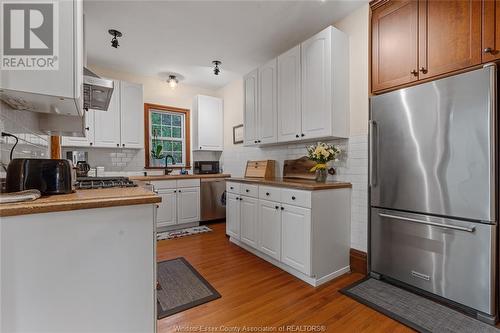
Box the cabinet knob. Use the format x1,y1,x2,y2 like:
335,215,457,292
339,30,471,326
245,189,249,193
240,197,243,201
90,142,93,146
156,204,159,208
419,67,427,74
301,134,305,137
275,205,279,210
266,192,270,196
85,126,90,131
178,190,181,193
230,187,234,190
281,207,284,211
254,140,258,143
116,143,119,147
484,47,494,53
410,69,418,76
122,144,125,147
200,146,202,149
295,134,299,138
174,190,177,193
292,196,296,200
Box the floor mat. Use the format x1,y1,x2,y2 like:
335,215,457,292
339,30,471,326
157,225,212,241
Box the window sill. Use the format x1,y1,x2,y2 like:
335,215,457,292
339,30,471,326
144,166,191,170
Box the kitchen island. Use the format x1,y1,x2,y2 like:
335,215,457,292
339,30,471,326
0,187,160,333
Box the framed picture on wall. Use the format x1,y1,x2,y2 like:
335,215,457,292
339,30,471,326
233,124,244,144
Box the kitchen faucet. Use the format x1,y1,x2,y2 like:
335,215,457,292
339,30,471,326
164,154,175,175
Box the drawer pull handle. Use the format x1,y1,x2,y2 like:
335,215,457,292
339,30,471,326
266,192,270,196
411,270,430,281
378,213,475,232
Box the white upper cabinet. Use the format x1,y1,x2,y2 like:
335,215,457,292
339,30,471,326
243,69,259,146
278,45,302,142
94,80,121,148
192,95,223,151
120,81,144,148
243,25,349,146
62,79,144,149
0,0,84,116
258,59,278,144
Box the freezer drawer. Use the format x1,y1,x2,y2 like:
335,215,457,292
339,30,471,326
370,208,496,315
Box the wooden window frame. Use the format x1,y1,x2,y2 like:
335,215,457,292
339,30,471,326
144,103,191,169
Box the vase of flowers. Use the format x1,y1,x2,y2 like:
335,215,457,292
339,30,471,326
306,142,341,182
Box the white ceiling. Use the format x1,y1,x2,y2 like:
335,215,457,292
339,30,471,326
84,0,367,90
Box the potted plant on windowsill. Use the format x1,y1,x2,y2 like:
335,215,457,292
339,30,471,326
306,142,341,182
151,130,165,167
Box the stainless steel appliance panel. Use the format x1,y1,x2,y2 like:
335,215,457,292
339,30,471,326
371,207,496,315
370,66,496,222
200,178,226,221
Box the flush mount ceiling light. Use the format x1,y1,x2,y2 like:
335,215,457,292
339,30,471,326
167,75,179,89
108,29,122,48
212,60,221,75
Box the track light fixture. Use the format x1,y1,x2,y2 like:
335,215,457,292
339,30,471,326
212,60,221,75
108,29,122,48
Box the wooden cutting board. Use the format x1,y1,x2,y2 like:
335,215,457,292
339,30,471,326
283,156,316,180
245,160,276,179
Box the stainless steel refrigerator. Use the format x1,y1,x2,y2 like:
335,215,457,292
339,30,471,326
369,65,498,323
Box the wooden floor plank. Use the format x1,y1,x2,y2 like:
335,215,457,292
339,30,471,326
157,222,414,332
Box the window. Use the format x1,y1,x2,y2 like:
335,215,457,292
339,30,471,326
144,103,191,168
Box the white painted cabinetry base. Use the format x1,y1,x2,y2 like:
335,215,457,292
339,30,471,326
230,237,350,287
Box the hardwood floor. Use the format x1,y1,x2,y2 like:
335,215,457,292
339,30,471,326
157,222,413,333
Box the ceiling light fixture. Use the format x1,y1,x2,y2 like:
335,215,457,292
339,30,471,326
212,60,221,75
108,29,122,48
167,75,178,89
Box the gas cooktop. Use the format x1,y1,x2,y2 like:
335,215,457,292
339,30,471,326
75,177,137,190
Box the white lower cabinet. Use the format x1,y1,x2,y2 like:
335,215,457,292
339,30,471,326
153,180,200,229
226,182,351,287
258,200,281,260
240,196,259,248
226,193,241,239
281,204,311,275
156,189,177,228
177,187,200,224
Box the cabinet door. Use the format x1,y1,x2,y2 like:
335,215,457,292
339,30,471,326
156,189,177,228
177,187,200,224
281,204,311,275
258,59,278,144
94,80,121,148
371,0,418,92
120,81,144,149
483,0,500,62
240,196,259,248
62,110,95,147
226,193,241,239
258,200,281,260
243,69,259,146
278,45,302,142
301,27,332,139
198,95,224,150
418,0,482,79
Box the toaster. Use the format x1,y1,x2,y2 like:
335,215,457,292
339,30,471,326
6,158,74,195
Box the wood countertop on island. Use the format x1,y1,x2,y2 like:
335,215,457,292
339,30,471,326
0,187,161,217
228,177,352,190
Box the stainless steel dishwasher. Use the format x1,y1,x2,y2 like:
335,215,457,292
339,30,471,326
200,178,226,221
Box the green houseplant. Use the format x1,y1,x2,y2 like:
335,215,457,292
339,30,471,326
151,129,165,167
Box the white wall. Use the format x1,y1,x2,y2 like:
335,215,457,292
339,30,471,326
218,4,370,251
66,66,221,172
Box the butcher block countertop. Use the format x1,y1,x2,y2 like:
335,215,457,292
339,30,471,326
228,177,352,190
0,187,161,217
130,173,231,181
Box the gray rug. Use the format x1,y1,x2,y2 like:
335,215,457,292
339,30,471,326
341,278,499,333
157,257,220,319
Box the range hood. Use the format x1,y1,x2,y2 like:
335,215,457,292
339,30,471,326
83,68,114,111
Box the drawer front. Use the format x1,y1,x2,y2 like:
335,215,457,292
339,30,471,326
176,179,200,188
371,208,496,315
281,188,311,208
150,180,177,190
240,184,259,198
226,182,240,194
259,186,281,202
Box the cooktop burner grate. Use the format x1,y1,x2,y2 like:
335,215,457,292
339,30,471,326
75,177,137,190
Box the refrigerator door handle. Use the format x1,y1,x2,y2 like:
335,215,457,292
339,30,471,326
369,120,378,187
378,212,476,233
